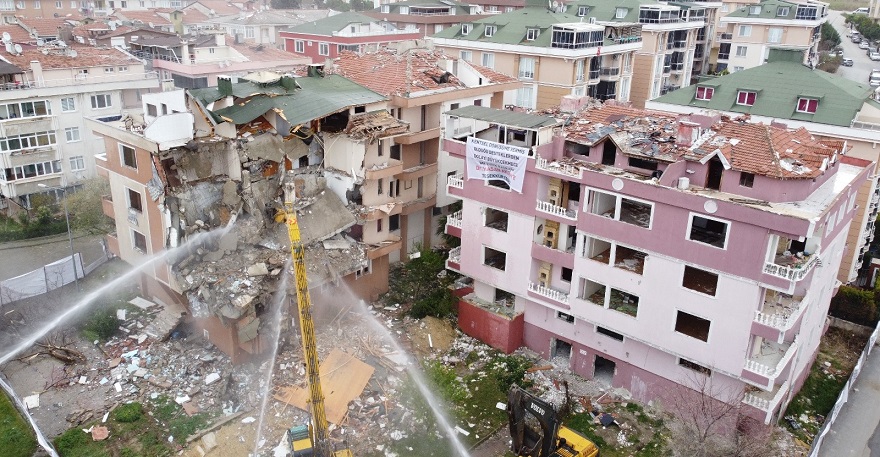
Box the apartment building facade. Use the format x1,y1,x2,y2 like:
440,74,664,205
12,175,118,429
362,0,486,37
442,103,871,424
0,45,157,211
430,0,643,109
713,0,827,72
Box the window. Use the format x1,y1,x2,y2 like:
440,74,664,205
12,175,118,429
739,172,754,187
682,265,719,296
679,358,711,375
377,218,383,232
128,188,143,212
619,197,652,228
526,28,539,41
0,131,56,152
575,59,584,82
768,27,782,43
118,66,128,72
389,214,400,231
518,57,535,79
15,0,23,8
720,3,728,12
735,46,747,57
694,86,714,101
481,52,494,69
675,311,710,341
614,244,646,275
120,144,137,169
738,25,751,37
70,0,75,6
579,277,605,305
484,207,508,231
776,6,789,16
596,326,624,341
132,230,147,253
561,267,572,282
245,26,254,39
90,93,112,109
797,98,818,113
0,100,51,119
609,288,638,317
294,40,304,53
146,104,157,117
577,6,589,16
688,215,729,249
736,90,756,106
64,126,80,142
380,4,388,12
460,50,472,62
733,66,744,72
378,178,383,194
318,42,329,56
515,85,534,109
484,25,496,37
54,0,59,6
557,311,574,323
615,7,627,18
483,246,506,271
461,23,471,35
748,5,760,14
69,155,85,171
33,0,39,7
104,66,114,73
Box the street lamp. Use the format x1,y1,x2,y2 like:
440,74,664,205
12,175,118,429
37,183,79,292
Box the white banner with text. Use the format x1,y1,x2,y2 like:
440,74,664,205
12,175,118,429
465,136,529,193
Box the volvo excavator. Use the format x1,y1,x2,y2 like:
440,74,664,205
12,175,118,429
507,385,599,457
282,172,353,457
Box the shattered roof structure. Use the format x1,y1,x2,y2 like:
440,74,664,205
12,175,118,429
2,45,142,70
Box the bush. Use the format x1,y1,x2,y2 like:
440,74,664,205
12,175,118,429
829,285,877,326
488,354,533,392
81,307,121,341
114,402,143,423
424,360,470,403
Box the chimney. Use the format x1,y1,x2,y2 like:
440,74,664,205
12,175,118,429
30,60,44,84
307,63,324,78
218,76,233,96
676,120,700,147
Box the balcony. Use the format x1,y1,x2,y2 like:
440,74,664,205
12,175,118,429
717,32,732,41
744,337,799,383
666,40,687,50
527,281,569,306
599,67,620,79
763,251,820,282
743,381,790,424
394,127,440,145
447,210,462,229
717,53,730,60
364,158,403,180
536,200,577,221
754,293,804,331
670,62,685,73
587,69,600,84
0,71,159,93
446,246,462,272
101,194,114,219
536,156,583,179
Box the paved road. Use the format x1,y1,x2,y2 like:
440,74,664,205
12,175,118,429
825,10,879,86
0,232,106,282
818,338,880,456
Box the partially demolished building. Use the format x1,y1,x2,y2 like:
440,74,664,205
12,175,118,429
88,68,415,363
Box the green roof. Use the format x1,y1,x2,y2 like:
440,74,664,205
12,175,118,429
652,60,875,127
445,105,559,129
192,75,387,127
725,0,801,20
286,12,382,36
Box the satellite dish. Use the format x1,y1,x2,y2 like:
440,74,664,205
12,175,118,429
552,1,559,7
2,32,10,42
68,49,77,57
36,38,44,46
13,44,22,54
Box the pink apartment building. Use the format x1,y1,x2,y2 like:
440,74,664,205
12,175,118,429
441,103,873,424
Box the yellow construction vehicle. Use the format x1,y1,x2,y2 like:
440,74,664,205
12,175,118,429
507,386,599,457
283,173,352,457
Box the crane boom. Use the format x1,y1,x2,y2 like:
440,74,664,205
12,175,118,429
283,177,333,457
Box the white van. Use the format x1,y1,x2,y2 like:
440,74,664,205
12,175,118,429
853,7,869,14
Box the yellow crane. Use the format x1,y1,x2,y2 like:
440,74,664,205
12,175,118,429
283,174,352,457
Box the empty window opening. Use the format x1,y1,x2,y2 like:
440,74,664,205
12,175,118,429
602,140,616,166
390,144,401,160
579,278,606,306
583,236,611,263
675,311,710,341
689,215,729,248
706,157,724,190
127,188,143,213
485,207,509,231
679,358,711,375
132,230,147,253
552,339,572,359
628,157,658,171
557,311,574,323
567,180,581,203
488,179,510,190
593,355,616,386
564,140,589,157
609,289,639,317
484,246,507,271
614,245,646,275
120,144,137,169
739,172,754,188
683,265,718,296
619,198,652,228
561,267,573,282
596,327,623,341
389,214,400,232
589,190,616,218
494,288,515,307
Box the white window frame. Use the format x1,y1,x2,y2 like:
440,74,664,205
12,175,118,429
294,39,304,53
585,188,655,230
64,126,80,142
749,5,760,14
767,27,783,43
518,56,535,79
577,6,589,16
481,52,494,69
695,86,714,100
126,186,143,213
484,25,496,37
318,42,329,56
615,7,627,18
735,45,747,57
736,90,756,106
796,97,818,113
738,25,751,37
69,155,85,171
526,28,539,41
461,23,472,35
777,6,790,16
90,93,112,109
515,84,535,109
575,58,584,82
686,212,730,250
460,50,472,62
119,143,137,169
33,0,39,7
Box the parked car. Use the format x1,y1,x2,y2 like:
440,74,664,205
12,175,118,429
859,41,871,49
843,58,855,66
872,52,880,61
870,70,880,87
853,7,870,14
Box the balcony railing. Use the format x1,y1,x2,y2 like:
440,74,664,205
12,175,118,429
754,294,805,330
588,69,600,81
717,32,733,40
447,174,463,189
448,246,461,264
666,40,687,50
763,251,820,282
610,35,642,44
536,156,583,179
600,67,620,76
528,281,569,305
852,121,880,132
536,200,577,220
447,210,462,228
717,53,730,60
743,380,790,412
744,337,799,379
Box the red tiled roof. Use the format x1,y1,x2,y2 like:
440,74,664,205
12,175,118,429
3,46,141,69
179,8,212,24
0,24,33,43
331,49,471,97
192,0,243,16
715,123,835,179
467,62,518,85
233,41,308,62
16,17,71,36
113,10,173,25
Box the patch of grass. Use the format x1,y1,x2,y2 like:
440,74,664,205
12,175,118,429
566,412,609,449
827,0,868,11
114,402,143,423
0,392,37,457
54,427,109,457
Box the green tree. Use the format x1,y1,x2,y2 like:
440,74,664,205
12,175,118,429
64,178,113,234
829,285,877,326
435,201,462,249
325,0,350,11
820,22,841,50
270,0,300,9
386,247,456,318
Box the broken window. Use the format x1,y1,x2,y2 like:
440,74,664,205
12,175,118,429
561,267,573,282
739,172,754,188
378,178,383,195
614,244,646,275
354,105,366,114
579,278,605,306
588,190,616,218
582,235,611,263
597,326,624,341
132,229,147,253
120,144,137,169
609,289,638,317
390,144,401,160
619,198,652,228
483,246,506,271
376,218,383,232
679,358,711,375
127,188,143,213
688,215,728,249
675,311,710,341
484,207,508,231
417,177,424,198
389,214,400,232
494,288,514,306
682,265,718,296
557,311,574,323
488,179,510,190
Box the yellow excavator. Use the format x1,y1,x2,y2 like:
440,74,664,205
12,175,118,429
283,173,352,457
508,386,599,457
